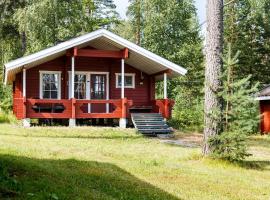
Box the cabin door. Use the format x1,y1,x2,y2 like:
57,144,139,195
90,74,107,113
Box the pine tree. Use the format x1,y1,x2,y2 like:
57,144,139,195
203,0,224,155
224,0,270,86
127,0,143,45
209,44,259,161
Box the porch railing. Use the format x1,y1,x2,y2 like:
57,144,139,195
24,98,133,119
151,99,175,119
20,98,173,119
26,99,72,119
75,98,133,118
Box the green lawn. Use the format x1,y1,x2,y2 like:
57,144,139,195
0,124,269,200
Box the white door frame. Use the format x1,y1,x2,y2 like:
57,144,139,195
68,71,109,113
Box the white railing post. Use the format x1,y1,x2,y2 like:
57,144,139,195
69,55,76,127
22,68,30,127
23,68,26,98
71,56,75,99
119,58,126,128
106,73,109,113
164,72,167,99
121,59,125,99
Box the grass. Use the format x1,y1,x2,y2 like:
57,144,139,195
0,124,269,200
0,112,17,124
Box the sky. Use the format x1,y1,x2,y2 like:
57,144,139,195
114,0,207,24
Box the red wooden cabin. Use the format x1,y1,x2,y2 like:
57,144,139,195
4,29,187,127
256,85,270,134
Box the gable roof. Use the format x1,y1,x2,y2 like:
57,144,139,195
255,85,270,100
4,29,187,84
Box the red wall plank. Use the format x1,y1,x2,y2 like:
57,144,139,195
260,101,270,134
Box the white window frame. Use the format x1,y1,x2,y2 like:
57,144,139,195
115,73,135,89
68,71,89,100
39,71,61,100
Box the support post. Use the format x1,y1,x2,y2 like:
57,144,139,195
23,68,26,98
71,56,75,99
69,56,76,127
121,59,125,99
119,59,126,128
22,68,30,127
164,72,168,121
164,72,167,99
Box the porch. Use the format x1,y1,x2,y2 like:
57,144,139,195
14,98,174,119
15,98,174,126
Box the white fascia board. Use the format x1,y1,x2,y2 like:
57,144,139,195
255,96,270,101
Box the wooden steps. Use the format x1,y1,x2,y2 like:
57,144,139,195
131,113,173,135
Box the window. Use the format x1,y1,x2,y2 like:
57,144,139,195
74,74,86,99
40,71,61,99
116,73,135,88
91,74,106,99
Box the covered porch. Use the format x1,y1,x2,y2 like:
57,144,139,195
19,53,174,127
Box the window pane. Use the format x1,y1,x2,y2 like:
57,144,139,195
51,74,58,82
51,91,58,99
50,82,58,90
43,82,50,90
118,75,122,86
43,74,50,83
74,74,86,99
75,74,86,82
43,91,50,99
42,73,59,99
125,76,132,86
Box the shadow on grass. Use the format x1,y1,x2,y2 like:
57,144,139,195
0,154,181,200
235,160,270,171
248,136,270,148
0,133,143,140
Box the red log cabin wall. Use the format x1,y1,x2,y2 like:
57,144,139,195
13,73,24,119
13,51,155,119
260,100,270,134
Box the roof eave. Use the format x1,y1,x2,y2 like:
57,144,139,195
255,96,270,101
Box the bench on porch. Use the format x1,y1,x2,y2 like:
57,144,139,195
32,103,65,113
129,106,153,113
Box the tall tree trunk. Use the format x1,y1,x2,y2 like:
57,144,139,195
135,0,141,45
203,0,224,155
